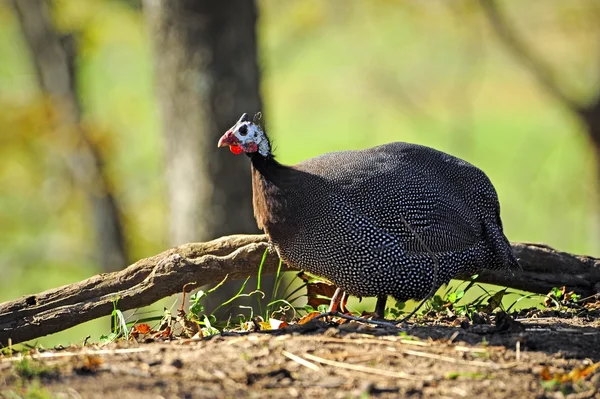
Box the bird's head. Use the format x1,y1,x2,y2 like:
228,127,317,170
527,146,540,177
218,113,270,157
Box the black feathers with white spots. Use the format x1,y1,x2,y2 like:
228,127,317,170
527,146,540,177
224,119,518,303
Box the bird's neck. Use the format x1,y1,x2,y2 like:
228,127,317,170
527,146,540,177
249,152,293,234
249,152,288,183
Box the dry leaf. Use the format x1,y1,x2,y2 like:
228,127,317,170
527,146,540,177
175,309,200,337
152,326,172,339
269,318,289,329
566,362,600,382
132,323,151,334
484,289,506,312
258,321,272,330
540,362,600,383
297,272,347,311
298,311,321,325
540,366,552,381
82,355,103,373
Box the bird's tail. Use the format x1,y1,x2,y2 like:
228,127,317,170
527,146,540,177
483,220,520,271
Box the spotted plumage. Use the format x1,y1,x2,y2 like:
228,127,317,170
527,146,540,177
218,113,519,314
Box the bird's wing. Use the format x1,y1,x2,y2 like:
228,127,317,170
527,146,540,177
331,179,482,254
392,185,482,253
295,143,485,254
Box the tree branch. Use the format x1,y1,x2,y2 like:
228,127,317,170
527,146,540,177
1,234,599,346
10,0,128,272
479,0,584,113
470,241,600,296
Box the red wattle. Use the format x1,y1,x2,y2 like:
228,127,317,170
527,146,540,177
229,145,243,155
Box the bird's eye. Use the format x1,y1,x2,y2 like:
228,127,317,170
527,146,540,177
238,125,248,136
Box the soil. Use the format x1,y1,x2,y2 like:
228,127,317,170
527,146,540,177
2,308,600,399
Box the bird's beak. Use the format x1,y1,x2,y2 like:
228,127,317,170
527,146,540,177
217,130,239,147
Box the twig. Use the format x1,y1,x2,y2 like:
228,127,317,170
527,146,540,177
447,331,460,344
302,353,428,381
281,350,321,371
397,348,514,369
454,345,489,353
292,336,431,347
479,0,583,112
578,293,600,303
394,297,430,325
311,311,399,329
1,347,149,363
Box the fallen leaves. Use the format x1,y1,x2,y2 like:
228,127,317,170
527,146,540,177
540,362,600,384
77,355,103,374
297,271,347,311
539,361,600,395
297,312,322,325
240,318,290,331
130,322,173,341
268,319,290,330
131,323,151,335
544,286,581,308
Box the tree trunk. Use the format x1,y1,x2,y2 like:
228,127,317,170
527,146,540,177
143,0,269,315
144,0,262,244
10,0,128,272
0,236,598,346
581,101,600,190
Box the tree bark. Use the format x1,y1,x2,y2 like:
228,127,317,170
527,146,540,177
1,235,598,346
10,0,128,272
143,0,269,315
144,0,262,244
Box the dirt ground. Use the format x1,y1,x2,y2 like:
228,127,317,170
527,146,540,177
2,309,600,399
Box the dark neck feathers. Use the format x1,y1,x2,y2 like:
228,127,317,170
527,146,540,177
250,152,286,182
250,153,290,233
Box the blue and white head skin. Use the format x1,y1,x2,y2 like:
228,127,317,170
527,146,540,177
217,113,270,157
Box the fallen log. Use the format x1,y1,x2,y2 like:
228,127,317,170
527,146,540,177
0,234,598,346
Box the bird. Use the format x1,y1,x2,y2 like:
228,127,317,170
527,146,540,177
218,113,519,318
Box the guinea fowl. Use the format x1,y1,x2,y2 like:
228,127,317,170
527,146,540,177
218,113,519,318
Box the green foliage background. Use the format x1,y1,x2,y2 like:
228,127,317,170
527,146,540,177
0,0,598,345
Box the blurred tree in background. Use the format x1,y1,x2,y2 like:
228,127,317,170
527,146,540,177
143,0,265,314
0,0,598,345
144,0,261,245
480,0,600,210
10,0,127,273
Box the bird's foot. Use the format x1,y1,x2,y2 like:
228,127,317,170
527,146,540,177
327,288,348,313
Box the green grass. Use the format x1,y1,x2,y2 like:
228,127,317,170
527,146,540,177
1,380,55,399
13,358,58,380
1,359,58,399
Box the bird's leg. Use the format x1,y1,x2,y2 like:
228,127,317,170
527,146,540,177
327,287,343,313
339,291,347,313
375,296,387,319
